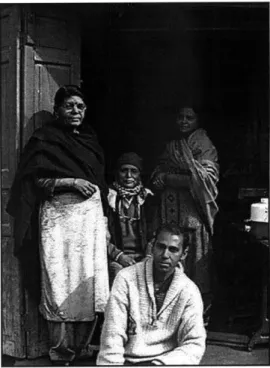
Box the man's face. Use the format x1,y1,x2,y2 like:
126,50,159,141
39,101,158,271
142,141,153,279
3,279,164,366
118,164,141,189
152,231,187,277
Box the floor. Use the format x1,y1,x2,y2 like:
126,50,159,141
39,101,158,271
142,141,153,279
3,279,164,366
3,278,269,366
2,342,269,366
201,344,269,365
3,292,268,366
2,292,269,367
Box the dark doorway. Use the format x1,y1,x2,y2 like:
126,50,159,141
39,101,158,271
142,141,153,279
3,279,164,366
80,2,269,343
80,3,268,184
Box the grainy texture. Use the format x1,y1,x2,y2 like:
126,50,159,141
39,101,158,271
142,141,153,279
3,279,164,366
39,189,109,321
1,5,25,358
97,258,206,365
20,6,81,359
1,4,81,359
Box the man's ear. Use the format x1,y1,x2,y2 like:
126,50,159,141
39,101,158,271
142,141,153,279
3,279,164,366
180,247,189,261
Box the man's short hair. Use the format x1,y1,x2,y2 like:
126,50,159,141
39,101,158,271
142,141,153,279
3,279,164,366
154,223,190,250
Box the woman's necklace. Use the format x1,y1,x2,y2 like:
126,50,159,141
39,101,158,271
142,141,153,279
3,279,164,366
73,128,80,135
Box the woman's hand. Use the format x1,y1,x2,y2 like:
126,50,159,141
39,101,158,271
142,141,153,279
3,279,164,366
153,172,166,189
118,254,136,267
73,179,96,197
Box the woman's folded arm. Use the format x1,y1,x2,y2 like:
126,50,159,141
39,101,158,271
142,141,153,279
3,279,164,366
165,173,191,189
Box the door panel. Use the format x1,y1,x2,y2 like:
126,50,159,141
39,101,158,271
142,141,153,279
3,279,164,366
1,5,26,358
22,5,81,146
2,238,24,357
34,64,71,130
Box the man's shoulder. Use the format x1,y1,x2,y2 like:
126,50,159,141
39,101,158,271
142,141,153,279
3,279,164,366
114,260,148,290
176,268,202,299
111,262,145,296
117,259,145,279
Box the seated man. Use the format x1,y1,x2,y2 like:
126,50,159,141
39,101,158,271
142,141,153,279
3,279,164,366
97,223,206,366
106,152,154,286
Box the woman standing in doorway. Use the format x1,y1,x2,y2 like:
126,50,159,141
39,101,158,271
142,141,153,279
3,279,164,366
7,85,109,365
151,106,219,318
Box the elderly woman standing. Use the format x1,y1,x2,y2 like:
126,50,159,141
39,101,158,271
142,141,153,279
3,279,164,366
106,152,154,286
7,85,110,365
151,107,219,317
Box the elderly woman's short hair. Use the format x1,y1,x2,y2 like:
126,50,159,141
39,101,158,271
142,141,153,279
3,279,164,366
54,85,85,108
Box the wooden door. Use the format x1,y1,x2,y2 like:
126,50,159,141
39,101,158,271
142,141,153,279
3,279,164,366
1,4,81,358
21,4,81,145
1,5,26,359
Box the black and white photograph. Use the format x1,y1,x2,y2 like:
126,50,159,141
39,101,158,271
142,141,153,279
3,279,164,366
1,1,269,366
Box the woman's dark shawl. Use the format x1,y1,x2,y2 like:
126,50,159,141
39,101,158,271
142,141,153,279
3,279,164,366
6,121,108,257
153,128,219,235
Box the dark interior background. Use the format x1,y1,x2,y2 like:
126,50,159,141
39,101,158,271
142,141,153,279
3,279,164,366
77,3,268,202
77,3,269,334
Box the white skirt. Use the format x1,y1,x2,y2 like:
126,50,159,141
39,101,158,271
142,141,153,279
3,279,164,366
39,187,109,322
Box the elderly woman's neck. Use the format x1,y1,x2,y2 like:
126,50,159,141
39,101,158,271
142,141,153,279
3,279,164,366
72,127,80,134
55,120,82,134
179,128,198,139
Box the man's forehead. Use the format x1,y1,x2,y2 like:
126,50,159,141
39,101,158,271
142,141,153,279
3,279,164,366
156,231,183,245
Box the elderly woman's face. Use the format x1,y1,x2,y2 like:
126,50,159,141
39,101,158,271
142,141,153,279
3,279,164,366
118,164,141,189
176,107,198,134
56,96,86,126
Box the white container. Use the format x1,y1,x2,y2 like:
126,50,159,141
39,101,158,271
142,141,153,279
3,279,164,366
250,198,268,223
249,198,268,239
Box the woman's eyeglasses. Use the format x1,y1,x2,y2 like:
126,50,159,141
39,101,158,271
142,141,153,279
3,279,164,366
62,103,86,111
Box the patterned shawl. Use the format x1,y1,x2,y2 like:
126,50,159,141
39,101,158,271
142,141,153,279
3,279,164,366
111,182,152,219
153,128,219,235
